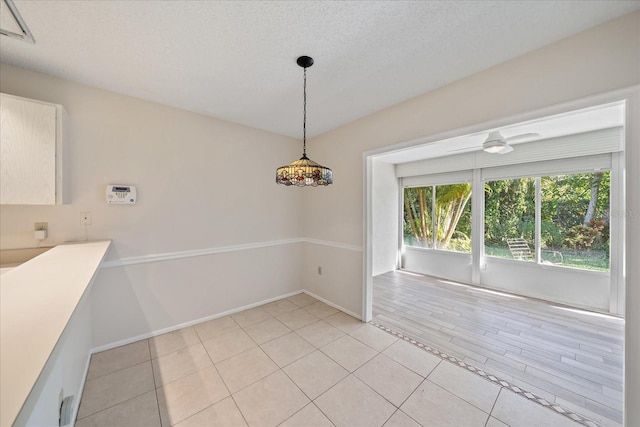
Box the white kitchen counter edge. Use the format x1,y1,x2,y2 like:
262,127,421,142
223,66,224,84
0,240,111,427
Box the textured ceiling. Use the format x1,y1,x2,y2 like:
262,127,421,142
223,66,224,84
1,1,638,139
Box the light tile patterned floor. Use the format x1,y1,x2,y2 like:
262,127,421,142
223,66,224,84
373,270,624,427
77,293,584,427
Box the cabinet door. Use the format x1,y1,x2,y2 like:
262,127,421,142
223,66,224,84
0,94,57,204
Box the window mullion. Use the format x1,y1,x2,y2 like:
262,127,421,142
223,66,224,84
535,176,542,264
472,169,482,285
432,185,437,249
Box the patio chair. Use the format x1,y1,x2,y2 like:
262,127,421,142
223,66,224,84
506,238,534,261
506,237,563,264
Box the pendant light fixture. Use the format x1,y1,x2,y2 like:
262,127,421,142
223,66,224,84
276,56,333,187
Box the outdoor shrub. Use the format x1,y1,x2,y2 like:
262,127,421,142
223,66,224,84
564,219,605,250
541,221,563,248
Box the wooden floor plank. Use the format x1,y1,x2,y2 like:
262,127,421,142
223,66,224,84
372,270,624,427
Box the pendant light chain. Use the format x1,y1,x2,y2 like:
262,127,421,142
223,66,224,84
303,67,307,158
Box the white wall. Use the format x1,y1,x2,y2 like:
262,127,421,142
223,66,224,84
301,11,640,425
302,241,363,318
0,65,302,255
623,86,640,427
0,64,305,349
403,248,473,285
92,243,302,347
371,159,398,276
481,258,610,311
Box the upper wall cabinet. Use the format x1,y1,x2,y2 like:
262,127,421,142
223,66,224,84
0,93,68,205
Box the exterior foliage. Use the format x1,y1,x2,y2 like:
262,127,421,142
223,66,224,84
404,171,610,271
564,219,606,250
403,183,472,252
484,178,535,249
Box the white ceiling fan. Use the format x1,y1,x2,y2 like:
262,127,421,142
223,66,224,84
450,131,541,155
482,131,542,154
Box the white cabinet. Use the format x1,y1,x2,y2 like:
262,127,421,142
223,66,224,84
0,93,68,205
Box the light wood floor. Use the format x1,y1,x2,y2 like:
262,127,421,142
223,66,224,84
372,270,624,427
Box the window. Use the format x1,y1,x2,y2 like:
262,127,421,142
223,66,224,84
403,183,472,253
484,178,535,261
484,171,610,271
403,186,433,248
541,172,610,271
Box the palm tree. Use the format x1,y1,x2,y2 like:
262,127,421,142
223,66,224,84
404,183,472,249
404,187,432,246
435,183,472,248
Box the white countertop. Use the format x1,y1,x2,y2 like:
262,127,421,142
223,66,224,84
1,241,111,427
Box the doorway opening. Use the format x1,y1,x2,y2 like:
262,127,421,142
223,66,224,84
363,91,636,427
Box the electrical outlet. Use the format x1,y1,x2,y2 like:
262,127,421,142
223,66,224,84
34,222,48,231
80,212,92,225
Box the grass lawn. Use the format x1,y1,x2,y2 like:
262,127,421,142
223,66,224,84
403,238,610,271
484,246,609,271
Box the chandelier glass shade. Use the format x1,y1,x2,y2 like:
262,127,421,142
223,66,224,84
276,155,333,187
276,56,333,187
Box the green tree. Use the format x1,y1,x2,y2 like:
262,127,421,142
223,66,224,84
541,172,610,251
404,187,432,247
403,183,472,250
435,183,472,249
584,172,605,225
484,178,535,249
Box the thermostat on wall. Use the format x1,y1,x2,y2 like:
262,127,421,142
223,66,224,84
106,185,136,204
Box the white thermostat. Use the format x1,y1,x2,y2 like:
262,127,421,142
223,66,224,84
106,185,137,204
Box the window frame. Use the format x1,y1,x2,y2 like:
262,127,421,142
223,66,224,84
401,153,618,274
483,169,612,272
401,171,474,255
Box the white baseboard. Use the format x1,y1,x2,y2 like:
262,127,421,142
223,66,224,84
70,351,93,427
91,289,361,354
301,290,362,320
91,290,303,354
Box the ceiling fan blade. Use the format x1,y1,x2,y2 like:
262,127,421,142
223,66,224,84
505,132,540,142
448,146,482,153
448,131,540,155
497,144,514,154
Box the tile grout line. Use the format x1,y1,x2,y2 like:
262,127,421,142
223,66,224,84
192,316,250,427
485,388,504,427
76,387,156,422
153,387,163,426
194,303,329,425
236,301,344,425
85,357,151,383
370,322,603,427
